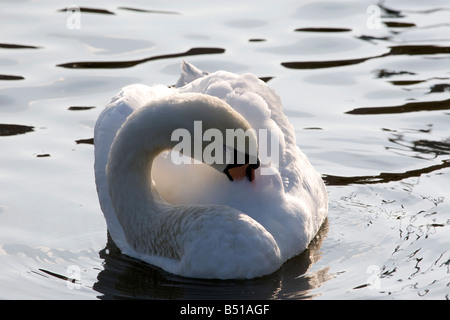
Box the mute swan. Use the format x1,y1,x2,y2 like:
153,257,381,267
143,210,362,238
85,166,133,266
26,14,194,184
94,61,328,279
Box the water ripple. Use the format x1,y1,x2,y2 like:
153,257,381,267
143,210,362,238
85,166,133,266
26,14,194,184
295,27,351,33
57,47,225,69
0,43,40,49
324,159,450,186
58,7,115,15
282,45,450,70
0,124,34,136
118,7,181,15
0,74,24,81
346,98,450,115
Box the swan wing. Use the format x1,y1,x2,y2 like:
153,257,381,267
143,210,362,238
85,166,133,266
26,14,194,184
174,62,328,254
175,60,209,87
177,63,308,195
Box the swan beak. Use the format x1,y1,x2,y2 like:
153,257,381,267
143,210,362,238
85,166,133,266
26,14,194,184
227,164,253,181
224,160,260,182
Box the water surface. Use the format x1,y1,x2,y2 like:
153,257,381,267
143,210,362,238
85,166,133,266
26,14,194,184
0,0,449,299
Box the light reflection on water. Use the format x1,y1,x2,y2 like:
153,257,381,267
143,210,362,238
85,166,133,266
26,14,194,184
0,0,449,299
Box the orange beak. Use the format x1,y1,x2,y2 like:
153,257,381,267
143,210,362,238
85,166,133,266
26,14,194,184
224,158,260,182
227,164,255,182
225,163,257,182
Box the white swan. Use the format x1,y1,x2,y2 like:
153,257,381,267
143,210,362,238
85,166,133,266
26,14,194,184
94,61,328,279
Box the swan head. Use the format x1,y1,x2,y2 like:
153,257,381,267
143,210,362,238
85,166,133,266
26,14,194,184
222,151,260,182
169,93,261,182
110,92,261,184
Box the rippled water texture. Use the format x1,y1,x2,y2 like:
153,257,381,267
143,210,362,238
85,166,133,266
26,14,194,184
0,0,449,299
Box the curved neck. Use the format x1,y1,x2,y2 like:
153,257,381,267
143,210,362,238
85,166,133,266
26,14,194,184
107,97,192,223
105,93,253,257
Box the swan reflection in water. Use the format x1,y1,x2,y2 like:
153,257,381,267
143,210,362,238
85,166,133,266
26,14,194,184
93,219,329,300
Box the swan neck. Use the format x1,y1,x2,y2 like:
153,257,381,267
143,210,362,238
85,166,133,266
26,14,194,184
107,106,180,208
106,103,187,256
105,93,255,256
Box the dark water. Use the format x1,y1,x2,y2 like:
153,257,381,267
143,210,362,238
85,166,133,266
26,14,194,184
0,0,449,299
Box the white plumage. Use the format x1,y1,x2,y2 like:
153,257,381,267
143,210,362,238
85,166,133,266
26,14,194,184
94,61,328,279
